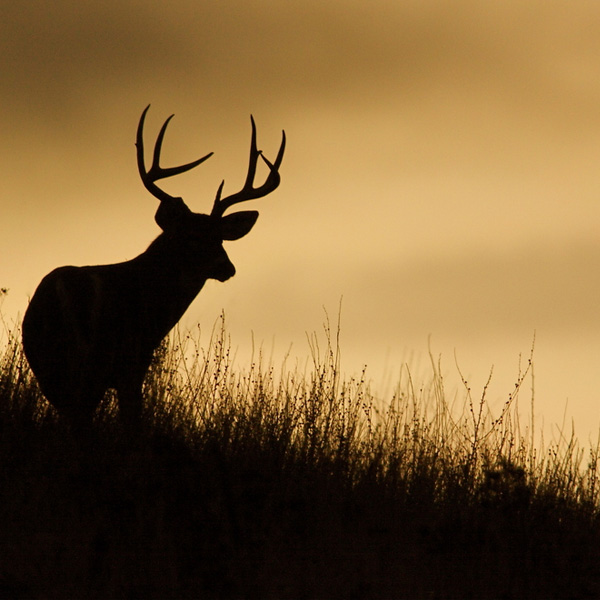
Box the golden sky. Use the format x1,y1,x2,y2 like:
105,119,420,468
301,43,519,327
2,2,600,440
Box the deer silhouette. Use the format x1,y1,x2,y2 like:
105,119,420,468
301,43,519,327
22,105,285,430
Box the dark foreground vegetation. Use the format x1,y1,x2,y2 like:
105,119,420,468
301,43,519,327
1,316,600,599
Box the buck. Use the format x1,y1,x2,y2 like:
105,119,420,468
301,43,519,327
22,105,285,430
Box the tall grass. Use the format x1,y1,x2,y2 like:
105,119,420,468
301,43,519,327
1,313,600,598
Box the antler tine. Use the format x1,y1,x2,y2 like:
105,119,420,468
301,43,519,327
260,128,286,173
136,104,213,203
240,115,260,194
211,116,286,218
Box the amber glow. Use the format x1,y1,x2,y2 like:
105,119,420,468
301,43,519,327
2,1,600,438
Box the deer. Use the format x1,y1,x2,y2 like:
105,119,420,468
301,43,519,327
22,105,285,432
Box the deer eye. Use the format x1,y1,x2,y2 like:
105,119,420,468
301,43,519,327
187,232,218,250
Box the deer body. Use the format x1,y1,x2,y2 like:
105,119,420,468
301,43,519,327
22,106,285,429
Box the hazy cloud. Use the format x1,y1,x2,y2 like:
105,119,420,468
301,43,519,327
4,2,600,121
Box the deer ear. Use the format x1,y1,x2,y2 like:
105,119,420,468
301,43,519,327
220,211,259,240
155,198,192,231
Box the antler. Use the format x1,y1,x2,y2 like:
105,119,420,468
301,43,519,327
210,116,286,218
136,105,213,203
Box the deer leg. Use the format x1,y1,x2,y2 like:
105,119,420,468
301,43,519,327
116,382,144,432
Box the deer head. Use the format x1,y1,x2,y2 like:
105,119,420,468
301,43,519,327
136,105,286,280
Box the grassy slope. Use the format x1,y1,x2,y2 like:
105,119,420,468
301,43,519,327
1,318,600,599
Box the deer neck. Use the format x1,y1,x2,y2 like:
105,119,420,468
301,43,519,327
128,235,209,320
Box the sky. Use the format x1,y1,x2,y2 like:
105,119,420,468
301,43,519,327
2,1,600,442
